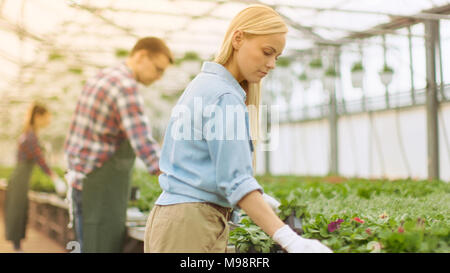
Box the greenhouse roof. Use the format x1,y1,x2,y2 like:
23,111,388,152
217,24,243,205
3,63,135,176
1,0,449,68
0,0,449,123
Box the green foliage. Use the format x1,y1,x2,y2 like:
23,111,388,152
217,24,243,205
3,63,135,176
48,52,64,61
68,67,83,75
0,166,64,193
351,62,364,72
381,64,394,73
309,58,323,68
128,169,162,212
231,176,450,253
4,164,447,253
0,166,13,180
175,51,201,65
229,217,276,253
160,90,184,103
298,73,308,82
30,167,65,193
183,51,201,61
115,48,129,58
276,57,291,68
325,66,337,77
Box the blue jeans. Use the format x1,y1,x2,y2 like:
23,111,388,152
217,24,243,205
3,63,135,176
72,187,83,252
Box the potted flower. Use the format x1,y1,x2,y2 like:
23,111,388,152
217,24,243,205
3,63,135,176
308,58,323,79
379,64,394,86
351,62,364,88
323,66,337,91
298,72,310,90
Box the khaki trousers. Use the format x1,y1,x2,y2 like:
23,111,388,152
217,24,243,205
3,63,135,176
144,202,230,253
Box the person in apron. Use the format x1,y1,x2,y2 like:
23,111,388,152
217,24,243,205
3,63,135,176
4,103,58,252
144,5,332,253
64,37,173,253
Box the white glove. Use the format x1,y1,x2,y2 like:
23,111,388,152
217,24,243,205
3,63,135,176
273,225,333,253
53,176,67,196
262,193,281,213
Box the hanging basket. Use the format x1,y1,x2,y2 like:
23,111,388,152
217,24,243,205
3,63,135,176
379,71,393,86
298,73,310,90
301,80,311,91
323,76,336,91
351,71,364,88
308,59,323,79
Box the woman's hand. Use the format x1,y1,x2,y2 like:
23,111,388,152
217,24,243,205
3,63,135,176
238,190,333,253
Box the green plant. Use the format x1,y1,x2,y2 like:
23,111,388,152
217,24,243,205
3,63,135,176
298,73,308,82
128,169,162,212
115,48,129,58
229,217,276,253
309,58,323,69
380,64,394,73
30,167,65,193
325,67,337,77
351,62,364,72
48,52,64,61
175,51,201,65
276,57,291,68
230,176,450,253
68,67,83,75
0,166,13,180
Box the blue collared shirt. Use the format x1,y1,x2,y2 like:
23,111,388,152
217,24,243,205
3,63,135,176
155,62,263,208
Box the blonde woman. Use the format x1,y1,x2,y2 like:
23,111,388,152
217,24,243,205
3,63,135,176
144,5,332,253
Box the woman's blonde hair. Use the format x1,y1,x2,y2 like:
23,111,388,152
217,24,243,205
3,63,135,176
214,4,288,168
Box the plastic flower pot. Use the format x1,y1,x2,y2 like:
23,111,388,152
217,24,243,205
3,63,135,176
351,62,364,88
323,76,336,91
379,70,393,86
309,59,323,79
379,65,394,86
301,80,310,91
323,67,337,90
351,71,364,88
298,73,310,90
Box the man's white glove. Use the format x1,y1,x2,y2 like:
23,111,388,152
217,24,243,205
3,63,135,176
53,176,67,196
273,225,333,253
262,193,281,213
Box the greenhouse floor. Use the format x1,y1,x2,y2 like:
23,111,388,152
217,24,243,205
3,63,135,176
0,211,67,253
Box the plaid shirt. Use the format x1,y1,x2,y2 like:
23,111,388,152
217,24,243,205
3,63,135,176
64,62,160,189
18,130,52,176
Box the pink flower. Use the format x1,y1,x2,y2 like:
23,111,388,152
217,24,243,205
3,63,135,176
417,217,425,228
353,217,365,224
365,228,372,235
328,219,344,233
398,226,405,233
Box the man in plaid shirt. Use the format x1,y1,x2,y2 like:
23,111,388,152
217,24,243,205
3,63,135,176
64,37,173,252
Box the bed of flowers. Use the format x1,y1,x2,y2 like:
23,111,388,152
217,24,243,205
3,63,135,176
230,176,450,253
1,167,448,253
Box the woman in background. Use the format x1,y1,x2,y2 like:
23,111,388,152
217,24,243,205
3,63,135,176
4,102,59,252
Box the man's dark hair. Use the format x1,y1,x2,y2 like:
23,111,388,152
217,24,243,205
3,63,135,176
130,37,173,64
